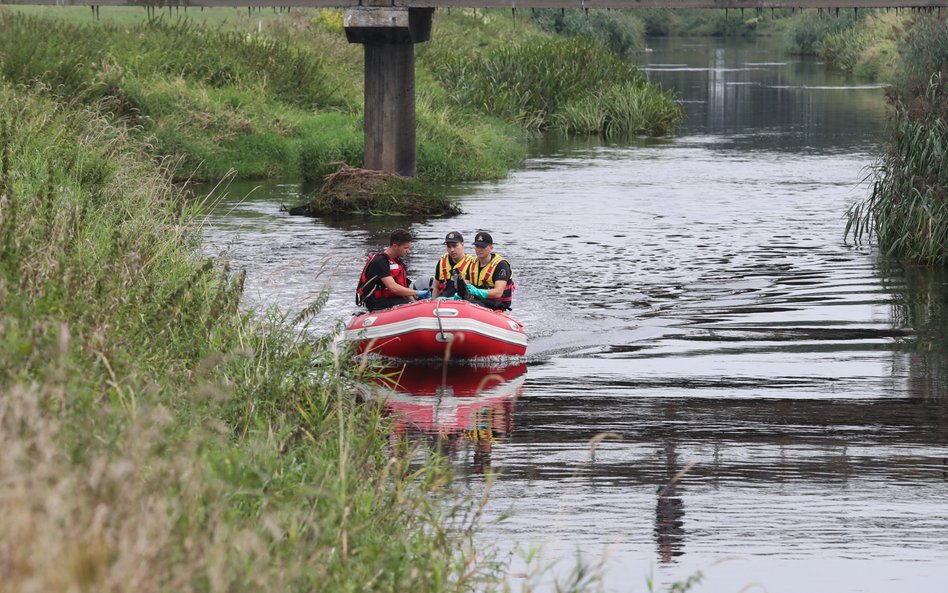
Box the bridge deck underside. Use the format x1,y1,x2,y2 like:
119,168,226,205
2,0,947,9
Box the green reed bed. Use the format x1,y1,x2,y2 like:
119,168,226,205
0,84,495,592
427,36,681,136
847,74,948,263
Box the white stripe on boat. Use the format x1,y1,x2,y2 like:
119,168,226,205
344,316,528,347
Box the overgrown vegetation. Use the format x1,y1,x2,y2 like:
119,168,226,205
0,83,493,591
847,15,948,263
0,9,524,183
785,9,903,80
531,9,644,57
426,36,681,136
638,8,779,37
0,7,682,191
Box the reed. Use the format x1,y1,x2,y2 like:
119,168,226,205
900,14,948,87
430,36,680,136
557,82,683,137
0,83,493,593
847,74,948,263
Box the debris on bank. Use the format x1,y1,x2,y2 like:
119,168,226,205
286,164,461,217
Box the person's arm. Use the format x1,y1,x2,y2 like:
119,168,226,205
485,262,511,299
485,280,507,299
380,275,420,298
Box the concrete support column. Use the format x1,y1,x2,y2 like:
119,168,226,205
363,42,415,176
344,7,433,178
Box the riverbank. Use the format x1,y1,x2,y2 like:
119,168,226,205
0,82,497,591
0,7,681,190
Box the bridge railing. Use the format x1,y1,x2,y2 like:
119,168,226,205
2,0,947,9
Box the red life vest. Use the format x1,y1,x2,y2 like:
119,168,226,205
436,253,476,293
356,252,408,306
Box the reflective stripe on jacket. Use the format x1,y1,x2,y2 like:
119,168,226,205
470,254,514,306
436,253,476,292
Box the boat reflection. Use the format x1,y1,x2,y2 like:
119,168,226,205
366,363,527,473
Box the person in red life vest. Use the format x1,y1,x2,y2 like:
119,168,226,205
356,228,429,311
431,230,476,299
466,231,515,311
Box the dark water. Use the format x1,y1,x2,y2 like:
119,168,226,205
201,37,948,593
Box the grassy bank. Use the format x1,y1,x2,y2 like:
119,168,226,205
0,7,681,191
784,9,904,80
847,15,948,263
0,9,524,184
0,82,495,591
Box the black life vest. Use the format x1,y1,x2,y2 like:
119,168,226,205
356,252,408,306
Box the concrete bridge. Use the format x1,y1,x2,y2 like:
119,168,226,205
7,0,947,176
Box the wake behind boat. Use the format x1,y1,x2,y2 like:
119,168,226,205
344,299,527,360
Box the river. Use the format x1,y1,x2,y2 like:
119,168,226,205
201,37,948,593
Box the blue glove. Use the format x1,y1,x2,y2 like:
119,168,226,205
416,289,430,299
466,286,488,300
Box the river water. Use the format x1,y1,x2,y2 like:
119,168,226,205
201,37,948,593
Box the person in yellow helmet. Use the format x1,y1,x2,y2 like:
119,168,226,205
466,231,515,311
431,230,476,299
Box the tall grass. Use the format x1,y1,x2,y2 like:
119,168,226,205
785,11,857,56
429,36,680,136
847,74,948,263
0,83,494,592
557,82,683,137
531,9,644,57
900,13,948,87
846,15,948,263
818,11,902,79
783,9,903,81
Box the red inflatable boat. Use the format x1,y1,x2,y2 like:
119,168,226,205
344,299,527,360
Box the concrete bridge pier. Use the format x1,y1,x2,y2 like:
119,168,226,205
344,7,433,178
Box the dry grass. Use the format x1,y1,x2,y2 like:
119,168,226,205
0,83,494,593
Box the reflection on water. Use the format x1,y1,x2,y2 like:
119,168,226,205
364,364,526,474
885,264,948,401
655,442,685,564
198,37,948,593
